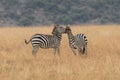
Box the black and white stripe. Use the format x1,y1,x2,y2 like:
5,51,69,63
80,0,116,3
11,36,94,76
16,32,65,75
65,25,87,55
25,25,66,56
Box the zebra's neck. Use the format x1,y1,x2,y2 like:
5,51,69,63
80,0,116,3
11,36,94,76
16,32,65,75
67,31,76,46
53,33,62,41
67,31,74,40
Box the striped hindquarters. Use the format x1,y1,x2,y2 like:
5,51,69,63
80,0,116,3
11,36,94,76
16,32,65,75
31,34,53,48
75,34,87,46
75,34,87,53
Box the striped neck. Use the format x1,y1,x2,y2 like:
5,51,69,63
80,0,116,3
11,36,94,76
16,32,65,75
53,32,62,40
67,31,74,39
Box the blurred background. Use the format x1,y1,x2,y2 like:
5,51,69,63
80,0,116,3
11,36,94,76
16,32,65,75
0,0,120,26
0,1,120,80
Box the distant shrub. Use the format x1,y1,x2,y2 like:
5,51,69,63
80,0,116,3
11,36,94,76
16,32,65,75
25,0,44,9
18,15,34,26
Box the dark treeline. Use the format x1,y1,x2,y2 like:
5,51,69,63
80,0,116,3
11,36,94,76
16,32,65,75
0,0,120,26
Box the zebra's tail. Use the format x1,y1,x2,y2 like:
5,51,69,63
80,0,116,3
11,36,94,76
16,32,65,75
83,34,87,54
83,45,87,55
83,46,86,53
25,39,31,44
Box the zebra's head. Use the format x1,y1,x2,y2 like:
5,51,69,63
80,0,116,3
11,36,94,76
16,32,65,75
52,24,66,34
65,25,72,33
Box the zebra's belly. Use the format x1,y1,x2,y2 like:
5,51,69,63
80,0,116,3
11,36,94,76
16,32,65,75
39,44,56,49
39,45,51,48
73,46,77,49
40,46,50,49
70,43,77,49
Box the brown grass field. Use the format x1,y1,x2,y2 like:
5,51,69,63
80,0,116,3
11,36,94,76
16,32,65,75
0,25,120,80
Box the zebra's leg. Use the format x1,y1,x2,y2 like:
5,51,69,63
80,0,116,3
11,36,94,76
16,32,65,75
32,46,39,56
53,47,60,56
78,47,83,56
56,48,60,56
70,46,77,55
83,46,87,55
53,48,57,55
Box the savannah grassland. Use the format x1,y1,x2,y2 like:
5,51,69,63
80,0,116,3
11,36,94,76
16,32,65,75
0,25,120,80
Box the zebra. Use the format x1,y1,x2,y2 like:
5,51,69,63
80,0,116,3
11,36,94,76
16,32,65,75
65,25,88,55
25,24,66,56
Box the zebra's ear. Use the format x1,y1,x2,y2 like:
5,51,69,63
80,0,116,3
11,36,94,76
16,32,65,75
66,24,70,28
66,24,71,29
52,24,60,34
52,26,56,34
54,24,59,27
67,24,71,26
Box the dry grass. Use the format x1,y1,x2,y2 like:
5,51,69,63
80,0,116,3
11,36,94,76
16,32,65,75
0,25,120,80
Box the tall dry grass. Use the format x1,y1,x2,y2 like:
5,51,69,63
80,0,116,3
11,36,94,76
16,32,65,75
0,25,120,80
